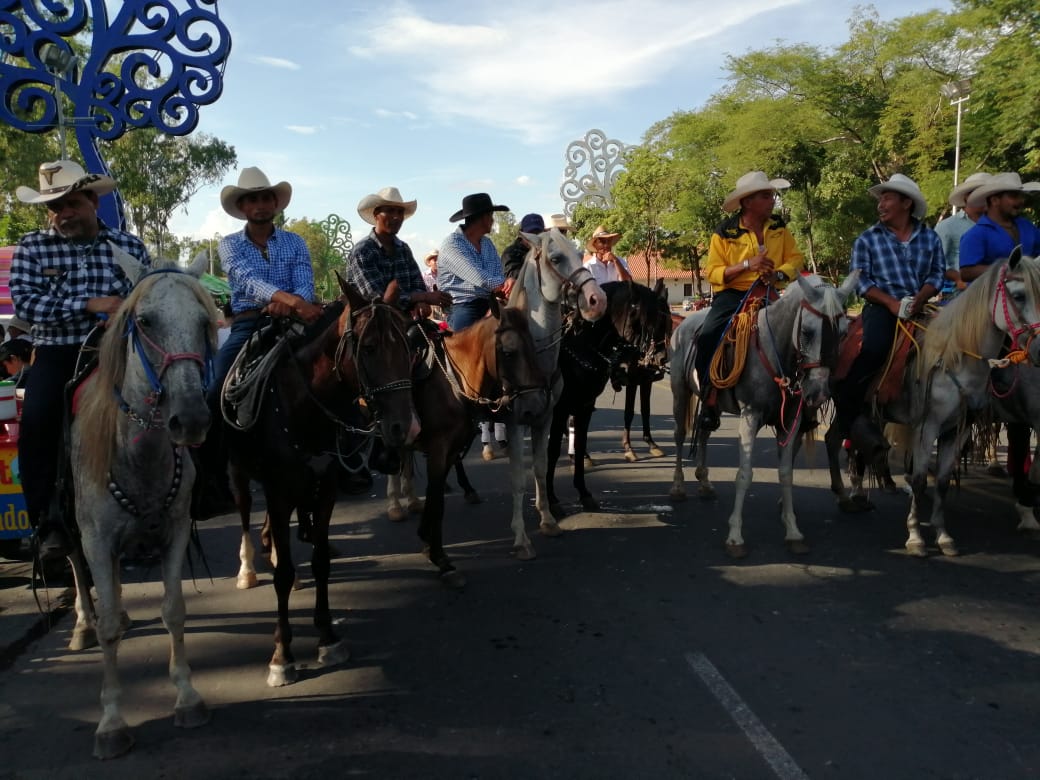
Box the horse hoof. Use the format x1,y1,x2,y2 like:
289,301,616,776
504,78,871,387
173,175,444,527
69,627,98,651
623,449,638,463
482,444,497,462
267,663,298,687
292,576,304,591
786,539,811,555
583,455,597,470
440,569,467,589
539,521,564,538
938,540,960,557
464,491,482,505
648,446,665,458
669,488,687,502
905,541,928,558
725,543,748,559
387,507,408,523
174,700,211,729
318,640,351,667
236,571,258,590
94,728,134,760
549,502,568,521
512,544,537,561
580,496,600,511
697,485,716,500
407,499,425,514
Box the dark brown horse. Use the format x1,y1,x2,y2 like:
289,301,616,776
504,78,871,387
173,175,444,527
387,302,549,587
224,280,420,686
620,281,674,462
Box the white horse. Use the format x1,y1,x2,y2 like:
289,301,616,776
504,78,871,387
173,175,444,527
826,250,1040,556
67,253,217,759
670,274,859,557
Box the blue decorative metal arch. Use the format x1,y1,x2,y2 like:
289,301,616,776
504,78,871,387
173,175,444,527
0,0,231,227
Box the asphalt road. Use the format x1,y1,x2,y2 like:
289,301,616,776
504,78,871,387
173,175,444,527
1,383,1038,779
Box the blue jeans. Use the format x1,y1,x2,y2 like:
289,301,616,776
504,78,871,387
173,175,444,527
207,317,259,408
447,299,491,332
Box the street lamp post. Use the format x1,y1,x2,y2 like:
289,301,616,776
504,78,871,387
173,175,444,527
39,43,79,159
940,78,972,211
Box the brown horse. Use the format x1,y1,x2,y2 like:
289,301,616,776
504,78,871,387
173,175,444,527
389,302,549,587
224,279,420,686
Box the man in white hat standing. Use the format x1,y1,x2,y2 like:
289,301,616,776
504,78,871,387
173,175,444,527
194,167,322,519
934,172,991,299
694,171,804,430
347,187,450,316
958,172,1040,283
584,226,632,284
10,159,151,558
834,173,944,439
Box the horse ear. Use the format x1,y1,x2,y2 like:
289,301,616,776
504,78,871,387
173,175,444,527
108,241,146,285
336,270,350,297
837,270,860,302
1009,245,1023,269
186,251,208,278
340,279,367,311
653,277,668,302
489,295,501,319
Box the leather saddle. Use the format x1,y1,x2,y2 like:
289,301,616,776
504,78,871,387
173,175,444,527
834,312,930,405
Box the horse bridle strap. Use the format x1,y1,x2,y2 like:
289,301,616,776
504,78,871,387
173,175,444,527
994,265,1040,352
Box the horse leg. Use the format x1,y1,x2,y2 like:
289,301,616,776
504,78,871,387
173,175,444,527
83,535,134,760
574,405,599,511
669,386,690,501
640,379,664,457
67,549,98,651
1008,426,1040,535
694,412,716,500
162,511,210,729
386,462,407,523
777,420,809,555
404,455,425,515
725,410,759,558
532,418,562,539
930,429,964,557
453,459,481,504
265,498,298,687
546,403,568,520
505,421,536,559
906,420,940,558
622,382,638,462
418,448,464,588
311,473,350,666
233,466,258,589
826,424,871,512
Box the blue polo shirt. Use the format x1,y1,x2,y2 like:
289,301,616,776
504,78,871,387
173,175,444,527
959,215,1040,270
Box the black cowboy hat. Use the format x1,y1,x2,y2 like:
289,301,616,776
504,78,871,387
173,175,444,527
449,192,509,223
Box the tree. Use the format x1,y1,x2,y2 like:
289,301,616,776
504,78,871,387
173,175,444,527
490,211,518,256
102,128,236,255
284,218,341,302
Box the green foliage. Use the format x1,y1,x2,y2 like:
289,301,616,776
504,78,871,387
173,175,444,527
284,218,339,302
490,211,518,256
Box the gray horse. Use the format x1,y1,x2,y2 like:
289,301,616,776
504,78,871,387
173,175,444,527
68,253,216,758
670,273,859,557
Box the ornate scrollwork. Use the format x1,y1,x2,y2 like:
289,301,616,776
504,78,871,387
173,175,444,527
559,128,631,217
320,213,354,261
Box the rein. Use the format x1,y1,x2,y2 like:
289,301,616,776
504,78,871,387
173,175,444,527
992,265,1040,354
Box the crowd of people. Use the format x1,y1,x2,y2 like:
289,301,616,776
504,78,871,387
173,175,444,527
6,156,1040,561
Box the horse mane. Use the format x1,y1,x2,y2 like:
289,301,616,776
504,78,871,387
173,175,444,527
77,259,217,485
918,257,1040,374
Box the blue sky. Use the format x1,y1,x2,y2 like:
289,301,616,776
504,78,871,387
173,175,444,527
169,0,955,260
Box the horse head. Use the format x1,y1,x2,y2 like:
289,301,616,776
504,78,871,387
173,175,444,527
337,278,421,449
787,271,858,408
518,228,607,322
998,247,1040,366
491,307,550,425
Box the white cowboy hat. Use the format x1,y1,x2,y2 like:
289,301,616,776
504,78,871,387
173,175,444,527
423,249,438,263
16,160,116,204
220,167,292,220
585,225,622,252
868,173,927,220
966,172,1040,209
948,172,992,208
549,213,571,232
357,186,418,225
723,171,791,213
6,316,31,334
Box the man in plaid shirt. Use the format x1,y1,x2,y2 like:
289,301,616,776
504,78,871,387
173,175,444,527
10,160,151,559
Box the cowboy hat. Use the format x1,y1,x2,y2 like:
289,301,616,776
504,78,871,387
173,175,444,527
220,167,292,220
549,213,570,232
966,172,1040,209
948,172,992,208
6,316,31,335
449,192,509,223
16,160,116,204
868,173,927,220
423,249,439,264
723,171,791,212
586,225,621,252
357,186,418,225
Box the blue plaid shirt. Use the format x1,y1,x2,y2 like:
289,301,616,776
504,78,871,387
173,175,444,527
346,230,426,308
851,219,945,299
436,226,504,304
219,228,315,313
10,223,151,346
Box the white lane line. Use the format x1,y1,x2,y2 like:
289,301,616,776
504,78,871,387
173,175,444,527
685,652,809,780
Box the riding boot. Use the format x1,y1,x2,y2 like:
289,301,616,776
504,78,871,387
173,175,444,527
35,501,73,562
697,385,720,432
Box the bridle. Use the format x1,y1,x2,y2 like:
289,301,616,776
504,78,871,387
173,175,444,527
992,264,1040,354
528,244,599,309
333,300,413,406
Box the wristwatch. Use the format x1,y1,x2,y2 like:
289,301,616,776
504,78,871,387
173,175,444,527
776,271,787,282
742,259,750,270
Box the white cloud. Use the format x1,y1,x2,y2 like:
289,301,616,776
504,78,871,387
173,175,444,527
374,108,419,120
286,125,319,135
251,55,302,70
346,0,803,142
516,175,532,186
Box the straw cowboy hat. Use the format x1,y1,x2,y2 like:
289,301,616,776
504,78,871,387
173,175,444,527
357,186,418,225
449,192,509,223
723,171,791,212
423,249,438,264
220,167,292,220
549,213,571,232
16,160,116,204
586,225,621,253
6,316,31,335
868,173,927,220
966,172,1040,209
948,172,992,208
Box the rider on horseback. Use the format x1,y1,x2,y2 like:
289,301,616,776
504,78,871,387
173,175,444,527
695,171,805,432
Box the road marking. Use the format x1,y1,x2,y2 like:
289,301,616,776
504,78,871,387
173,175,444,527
685,652,809,780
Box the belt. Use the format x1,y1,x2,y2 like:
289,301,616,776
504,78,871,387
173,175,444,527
232,309,262,322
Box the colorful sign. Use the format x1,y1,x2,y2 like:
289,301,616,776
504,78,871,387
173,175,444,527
0,442,30,539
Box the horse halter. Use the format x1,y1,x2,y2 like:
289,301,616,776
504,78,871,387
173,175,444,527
529,245,599,309
334,301,413,405
993,265,1040,353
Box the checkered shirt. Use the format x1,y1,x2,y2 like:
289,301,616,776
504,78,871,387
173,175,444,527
346,230,427,307
219,228,315,314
